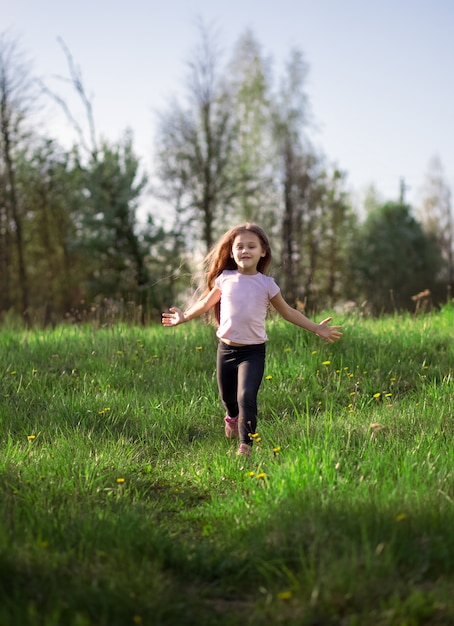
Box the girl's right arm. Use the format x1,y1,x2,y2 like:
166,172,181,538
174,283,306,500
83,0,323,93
162,286,221,327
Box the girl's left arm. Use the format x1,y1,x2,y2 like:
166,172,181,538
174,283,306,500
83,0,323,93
270,292,343,344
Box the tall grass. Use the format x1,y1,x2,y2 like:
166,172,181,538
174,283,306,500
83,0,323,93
1,306,453,625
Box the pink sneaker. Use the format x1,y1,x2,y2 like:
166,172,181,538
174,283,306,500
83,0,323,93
237,443,252,457
224,416,239,438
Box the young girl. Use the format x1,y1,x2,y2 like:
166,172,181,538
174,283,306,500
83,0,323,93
162,223,343,456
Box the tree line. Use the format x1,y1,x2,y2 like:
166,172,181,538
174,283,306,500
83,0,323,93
0,27,452,326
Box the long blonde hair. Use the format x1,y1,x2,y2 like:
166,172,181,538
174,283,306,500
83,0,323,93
203,223,273,323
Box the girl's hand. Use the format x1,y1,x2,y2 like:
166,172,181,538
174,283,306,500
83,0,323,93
316,317,343,343
162,307,185,327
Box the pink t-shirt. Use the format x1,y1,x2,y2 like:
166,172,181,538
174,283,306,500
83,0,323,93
214,270,280,344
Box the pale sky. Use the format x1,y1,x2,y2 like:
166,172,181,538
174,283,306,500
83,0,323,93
3,0,454,217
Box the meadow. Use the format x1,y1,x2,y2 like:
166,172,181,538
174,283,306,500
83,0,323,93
1,305,453,626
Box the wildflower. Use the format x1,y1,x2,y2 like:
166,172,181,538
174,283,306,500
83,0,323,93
32,369,38,374
385,393,392,397
27,435,36,441
9,371,17,375
116,477,126,484
273,446,281,455
248,471,255,477
284,347,291,353
277,591,292,601
196,346,203,351
250,433,260,439
373,392,381,398
265,375,273,380
349,391,356,396
255,473,267,480
322,360,331,366
311,351,317,355
117,350,123,355
390,377,396,381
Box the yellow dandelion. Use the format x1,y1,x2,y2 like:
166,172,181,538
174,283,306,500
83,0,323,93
349,391,356,396
284,347,291,353
27,435,36,441
117,350,123,355
255,473,267,480
311,351,317,355
116,477,126,484
196,346,203,351
265,375,273,380
273,446,281,454
248,471,255,477
373,392,381,398
390,377,396,381
277,590,292,601
250,433,260,439
385,393,392,397
322,360,331,366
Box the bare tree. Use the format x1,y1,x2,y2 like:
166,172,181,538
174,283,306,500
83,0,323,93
417,156,453,292
154,21,238,252
38,37,98,161
271,49,312,305
0,33,36,321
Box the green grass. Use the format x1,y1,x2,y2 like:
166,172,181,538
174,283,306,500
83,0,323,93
1,306,453,625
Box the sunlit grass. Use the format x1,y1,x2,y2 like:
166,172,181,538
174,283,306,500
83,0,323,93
0,305,453,624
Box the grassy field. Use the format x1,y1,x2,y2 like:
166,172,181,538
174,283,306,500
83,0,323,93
1,305,453,625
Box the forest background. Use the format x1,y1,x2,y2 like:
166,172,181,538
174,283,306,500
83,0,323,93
1,23,453,327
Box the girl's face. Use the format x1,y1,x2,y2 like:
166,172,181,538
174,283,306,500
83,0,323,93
231,232,266,274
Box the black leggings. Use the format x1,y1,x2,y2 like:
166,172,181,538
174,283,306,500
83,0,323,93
216,341,266,445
